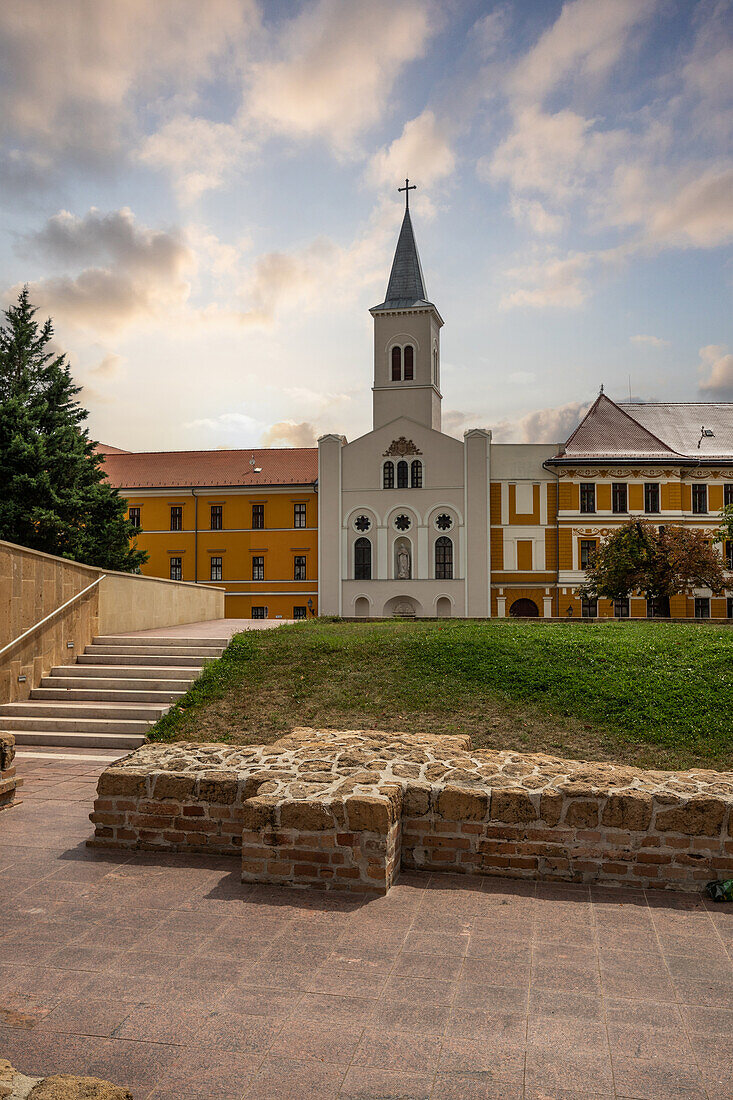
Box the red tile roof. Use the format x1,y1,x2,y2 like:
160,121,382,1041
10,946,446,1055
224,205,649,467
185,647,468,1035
100,447,318,489
95,443,131,455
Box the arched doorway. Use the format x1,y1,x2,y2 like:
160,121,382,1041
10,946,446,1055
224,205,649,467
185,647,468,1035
509,598,539,617
383,595,421,618
436,596,452,618
354,596,370,618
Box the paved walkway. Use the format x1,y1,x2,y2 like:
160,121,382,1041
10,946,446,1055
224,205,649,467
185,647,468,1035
1,755,732,1099
118,618,294,640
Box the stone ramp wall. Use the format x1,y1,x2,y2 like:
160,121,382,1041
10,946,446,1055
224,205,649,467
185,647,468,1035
89,730,733,894
0,733,21,810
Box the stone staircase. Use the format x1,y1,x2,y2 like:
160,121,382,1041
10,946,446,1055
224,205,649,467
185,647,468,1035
0,634,227,751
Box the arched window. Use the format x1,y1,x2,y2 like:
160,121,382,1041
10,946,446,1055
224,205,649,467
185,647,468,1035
391,346,401,381
411,460,422,488
433,345,438,383
383,461,394,489
354,537,371,580
397,460,409,488
403,345,414,380
435,536,453,580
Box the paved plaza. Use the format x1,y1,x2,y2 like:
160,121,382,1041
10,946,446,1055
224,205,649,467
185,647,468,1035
1,752,732,1099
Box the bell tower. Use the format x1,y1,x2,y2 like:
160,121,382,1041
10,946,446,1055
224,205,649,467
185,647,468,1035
370,180,443,432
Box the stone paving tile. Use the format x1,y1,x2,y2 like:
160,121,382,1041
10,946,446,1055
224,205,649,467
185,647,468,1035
610,1055,708,1098
438,1035,526,1079
268,1020,364,1064
431,1073,524,1099
31,995,137,1038
338,1065,434,1099
147,1049,261,1100
351,1028,442,1074
242,1055,346,1099
6,752,731,1100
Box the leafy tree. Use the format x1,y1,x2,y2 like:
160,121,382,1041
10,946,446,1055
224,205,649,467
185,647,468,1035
0,287,146,572
714,503,733,546
580,519,725,615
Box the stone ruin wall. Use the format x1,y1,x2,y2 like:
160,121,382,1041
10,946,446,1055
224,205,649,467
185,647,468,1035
0,733,21,811
89,729,733,894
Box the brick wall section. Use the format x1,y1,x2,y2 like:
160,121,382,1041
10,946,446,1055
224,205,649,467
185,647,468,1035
0,734,22,810
89,768,249,855
89,732,733,894
240,791,402,893
400,785,732,889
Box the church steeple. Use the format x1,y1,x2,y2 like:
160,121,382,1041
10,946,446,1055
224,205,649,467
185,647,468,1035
370,181,444,433
374,206,431,311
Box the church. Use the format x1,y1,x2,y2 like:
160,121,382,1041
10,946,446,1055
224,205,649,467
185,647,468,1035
103,189,733,620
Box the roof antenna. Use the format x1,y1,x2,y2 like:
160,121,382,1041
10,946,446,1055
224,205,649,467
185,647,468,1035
628,374,632,402
599,383,604,395
249,453,262,473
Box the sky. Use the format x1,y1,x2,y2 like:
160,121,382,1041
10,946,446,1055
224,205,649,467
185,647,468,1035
0,0,731,452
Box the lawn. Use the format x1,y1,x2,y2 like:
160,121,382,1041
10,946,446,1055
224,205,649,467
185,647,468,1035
148,619,733,771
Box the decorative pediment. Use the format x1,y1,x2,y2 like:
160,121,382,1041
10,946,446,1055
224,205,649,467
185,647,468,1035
383,436,422,457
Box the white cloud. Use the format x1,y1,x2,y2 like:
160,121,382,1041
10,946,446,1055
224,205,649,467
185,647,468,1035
90,352,124,379
630,334,670,348
499,250,595,309
17,207,193,331
492,400,590,443
369,110,455,191
139,117,248,203
508,0,656,104
644,167,733,248
184,411,266,436
261,420,318,448
509,196,563,236
0,0,252,183
485,105,625,203
236,202,397,325
507,371,537,384
245,0,435,152
698,344,733,399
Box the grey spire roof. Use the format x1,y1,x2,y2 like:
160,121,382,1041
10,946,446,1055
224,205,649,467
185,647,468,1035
371,208,436,312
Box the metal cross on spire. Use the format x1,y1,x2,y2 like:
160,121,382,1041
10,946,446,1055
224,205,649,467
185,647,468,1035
398,178,416,210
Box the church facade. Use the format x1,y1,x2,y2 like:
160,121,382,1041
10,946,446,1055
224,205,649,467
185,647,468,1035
105,199,733,620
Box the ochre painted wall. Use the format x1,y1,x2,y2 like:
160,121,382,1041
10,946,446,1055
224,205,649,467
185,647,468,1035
596,483,611,511
516,540,533,570
490,528,504,570
125,489,318,620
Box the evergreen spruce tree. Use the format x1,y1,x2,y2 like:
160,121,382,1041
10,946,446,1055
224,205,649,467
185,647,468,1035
0,287,147,571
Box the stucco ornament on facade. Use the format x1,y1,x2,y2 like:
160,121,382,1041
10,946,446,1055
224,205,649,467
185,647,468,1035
383,437,422,456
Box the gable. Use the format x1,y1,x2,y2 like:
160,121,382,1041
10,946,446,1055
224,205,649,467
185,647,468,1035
561,394,676,458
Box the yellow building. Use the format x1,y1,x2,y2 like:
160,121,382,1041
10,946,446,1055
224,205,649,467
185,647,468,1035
545,394,733,619
99,446,318,620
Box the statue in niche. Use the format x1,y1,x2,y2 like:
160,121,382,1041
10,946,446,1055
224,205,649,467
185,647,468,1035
396,543,411,580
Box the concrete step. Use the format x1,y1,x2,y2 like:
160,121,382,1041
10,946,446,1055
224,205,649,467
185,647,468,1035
94,635,229,648
50,665,198,681
77,653,209,668
0,715,154,734
86,644,224,658
33,686,186,703
11,730,146,749
0,702,167,721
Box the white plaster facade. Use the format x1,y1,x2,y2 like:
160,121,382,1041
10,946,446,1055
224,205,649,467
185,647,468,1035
318,204,493,618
